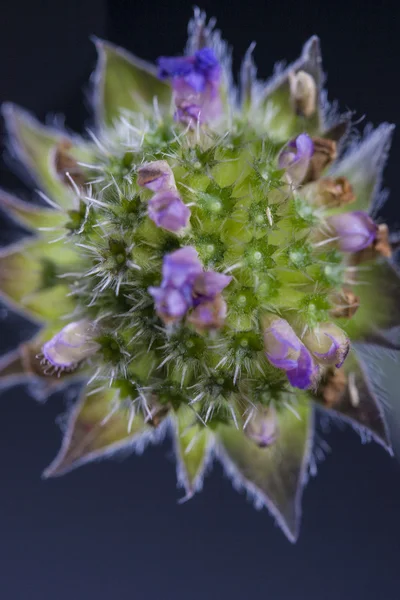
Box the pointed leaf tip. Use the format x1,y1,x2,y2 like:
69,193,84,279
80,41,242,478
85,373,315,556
259,36,324,141
43,387,151,477
174,407,213,498
217,401,313,542
92,39,172,128
2,103,91,210
0,189,66,232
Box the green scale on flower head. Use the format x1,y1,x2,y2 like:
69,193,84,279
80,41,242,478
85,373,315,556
1,8,399,542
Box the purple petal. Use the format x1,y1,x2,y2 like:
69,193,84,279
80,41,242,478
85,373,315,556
157,56,194,79
278,133,314,186
162,246,203,288
148,286,192,321
148,191,191,232
264,318,303,368
137,160,176,192
193,271,232,303
286,346,317,389
327,211,378,252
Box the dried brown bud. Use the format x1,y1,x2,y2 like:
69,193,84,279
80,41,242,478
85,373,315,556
351,223,392,264
304,176,355,208
288,70,317,118
54,140,86,188
304,137,337,183
321,368,347,407
329,288,360,319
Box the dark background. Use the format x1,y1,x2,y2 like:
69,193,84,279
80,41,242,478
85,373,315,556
1,1,400,598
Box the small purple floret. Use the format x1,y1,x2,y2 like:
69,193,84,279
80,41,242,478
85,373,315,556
157,47,222,124
264,317,317,389
149,246,231,325
42,320,99,369
148,191,191,232
278,133,314,186
327,211,378,252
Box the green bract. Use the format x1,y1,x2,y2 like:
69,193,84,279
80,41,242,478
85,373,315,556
1,9,398,542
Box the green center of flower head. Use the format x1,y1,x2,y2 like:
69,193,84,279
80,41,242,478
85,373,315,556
37,43,381,425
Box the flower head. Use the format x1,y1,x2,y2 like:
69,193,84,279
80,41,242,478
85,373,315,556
327,211,378,252
278,134,314,186
2,13,397,544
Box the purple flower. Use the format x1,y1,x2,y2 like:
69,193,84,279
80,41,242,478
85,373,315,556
263,317,317,389
148,286,192,323
244,405,279,448
148,191,191,232
162,247,203,288
303,322,350,368
149,247,232,325
137,160,176,192
42,320,100,369
149,247,203,323
192,271,232,304
158,48,220,92
157,48,222,124
326,211,378,252
278,133,314,186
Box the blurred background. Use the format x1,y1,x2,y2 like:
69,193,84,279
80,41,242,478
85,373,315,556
1,0,400,598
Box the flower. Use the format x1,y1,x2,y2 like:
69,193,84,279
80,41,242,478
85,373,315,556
327,211,378,252
157,47,222,124
278,134,314,186
137,160,176,192
263,317,317,389
244,405,279,447
149,247,231,324
42,321,100,369
303,322,350,368
192,271,232,304
148,191,191,232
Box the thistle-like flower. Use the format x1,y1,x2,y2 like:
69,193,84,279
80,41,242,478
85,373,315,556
1,9,399,543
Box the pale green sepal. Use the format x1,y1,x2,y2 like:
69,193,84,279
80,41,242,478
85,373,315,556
0,238,79,323
315,350,392,452
173,406,213,499
43,386,156,476
329,123,395,213
0,189,67,232
217,400,313,542
257,36,323,141
92,39,172,128
2,103,92,210
352,343,400,458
